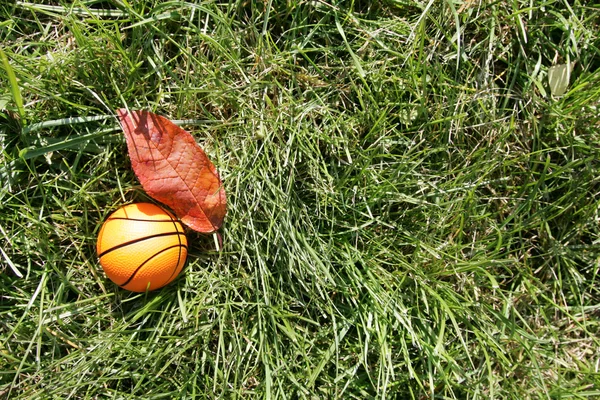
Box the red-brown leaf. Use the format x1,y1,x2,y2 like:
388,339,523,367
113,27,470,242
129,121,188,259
117,109,226,233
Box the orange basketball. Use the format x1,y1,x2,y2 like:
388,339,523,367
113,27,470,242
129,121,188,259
97,203,188,292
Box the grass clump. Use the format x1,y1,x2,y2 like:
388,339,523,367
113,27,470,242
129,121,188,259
1,0,599,398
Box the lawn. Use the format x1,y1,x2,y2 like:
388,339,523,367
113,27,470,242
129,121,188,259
1,0,599,398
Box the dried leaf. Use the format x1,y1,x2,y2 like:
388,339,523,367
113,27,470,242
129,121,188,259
117,109,226,233
548,62,574,97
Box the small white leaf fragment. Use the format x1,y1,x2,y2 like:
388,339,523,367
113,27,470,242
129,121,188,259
548,62,574,97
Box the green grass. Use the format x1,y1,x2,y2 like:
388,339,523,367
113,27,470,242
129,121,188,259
1,0,599,398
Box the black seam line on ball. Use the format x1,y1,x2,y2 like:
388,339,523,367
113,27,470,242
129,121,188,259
108,217,183,223
118,244,188,288
98,232,186,258
165,218,185,283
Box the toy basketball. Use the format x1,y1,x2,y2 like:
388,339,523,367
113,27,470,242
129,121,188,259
97,203,188,292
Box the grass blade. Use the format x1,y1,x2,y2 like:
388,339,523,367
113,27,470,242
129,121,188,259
0,47,25,124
